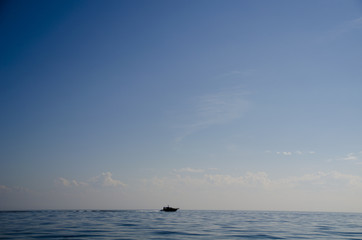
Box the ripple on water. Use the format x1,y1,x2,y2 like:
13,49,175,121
1,210,362,239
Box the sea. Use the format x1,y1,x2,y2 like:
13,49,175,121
1,210,362,239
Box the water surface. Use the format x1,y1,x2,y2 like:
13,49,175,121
1,210,362,239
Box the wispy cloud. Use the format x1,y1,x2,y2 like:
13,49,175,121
343,153,358,161
176,87,249,141
173,167,218,174
336,16,362,34
320,16,362,41
174,168,205,173
1,173,127,210
0,185,31,193
0,185,10,191
272,150,315,156
56,172,126,188
327,151,362,164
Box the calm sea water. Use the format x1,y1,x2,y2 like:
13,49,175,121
1,210,362,239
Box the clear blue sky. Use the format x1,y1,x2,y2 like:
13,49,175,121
1,0,362,211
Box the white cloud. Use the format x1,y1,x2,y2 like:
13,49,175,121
1,175,128,210
0,185,10,191
274,171,362,191
56,177,86,187
205,174,245,186
204,172,272,187
275,151,292,155
147,172,244,189
331,152,362,163
57,172,126,188
343,153,358,161
329,171,362,186
58,177,71,187
174,168,205,173
0,185,30,192
90,172,126,187
325,151,362,165
274,150,315,155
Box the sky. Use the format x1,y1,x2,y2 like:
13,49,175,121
1,0,362,212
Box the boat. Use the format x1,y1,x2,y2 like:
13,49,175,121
161,205,179,212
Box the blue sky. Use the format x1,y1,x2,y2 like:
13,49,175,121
1,0,362,211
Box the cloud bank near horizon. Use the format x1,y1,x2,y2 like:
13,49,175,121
2,169,362,212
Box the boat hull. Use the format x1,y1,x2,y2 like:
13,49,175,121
161,207,179,212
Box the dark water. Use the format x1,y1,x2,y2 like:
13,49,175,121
1,210,362,239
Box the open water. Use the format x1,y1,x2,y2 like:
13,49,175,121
1,210,362,239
